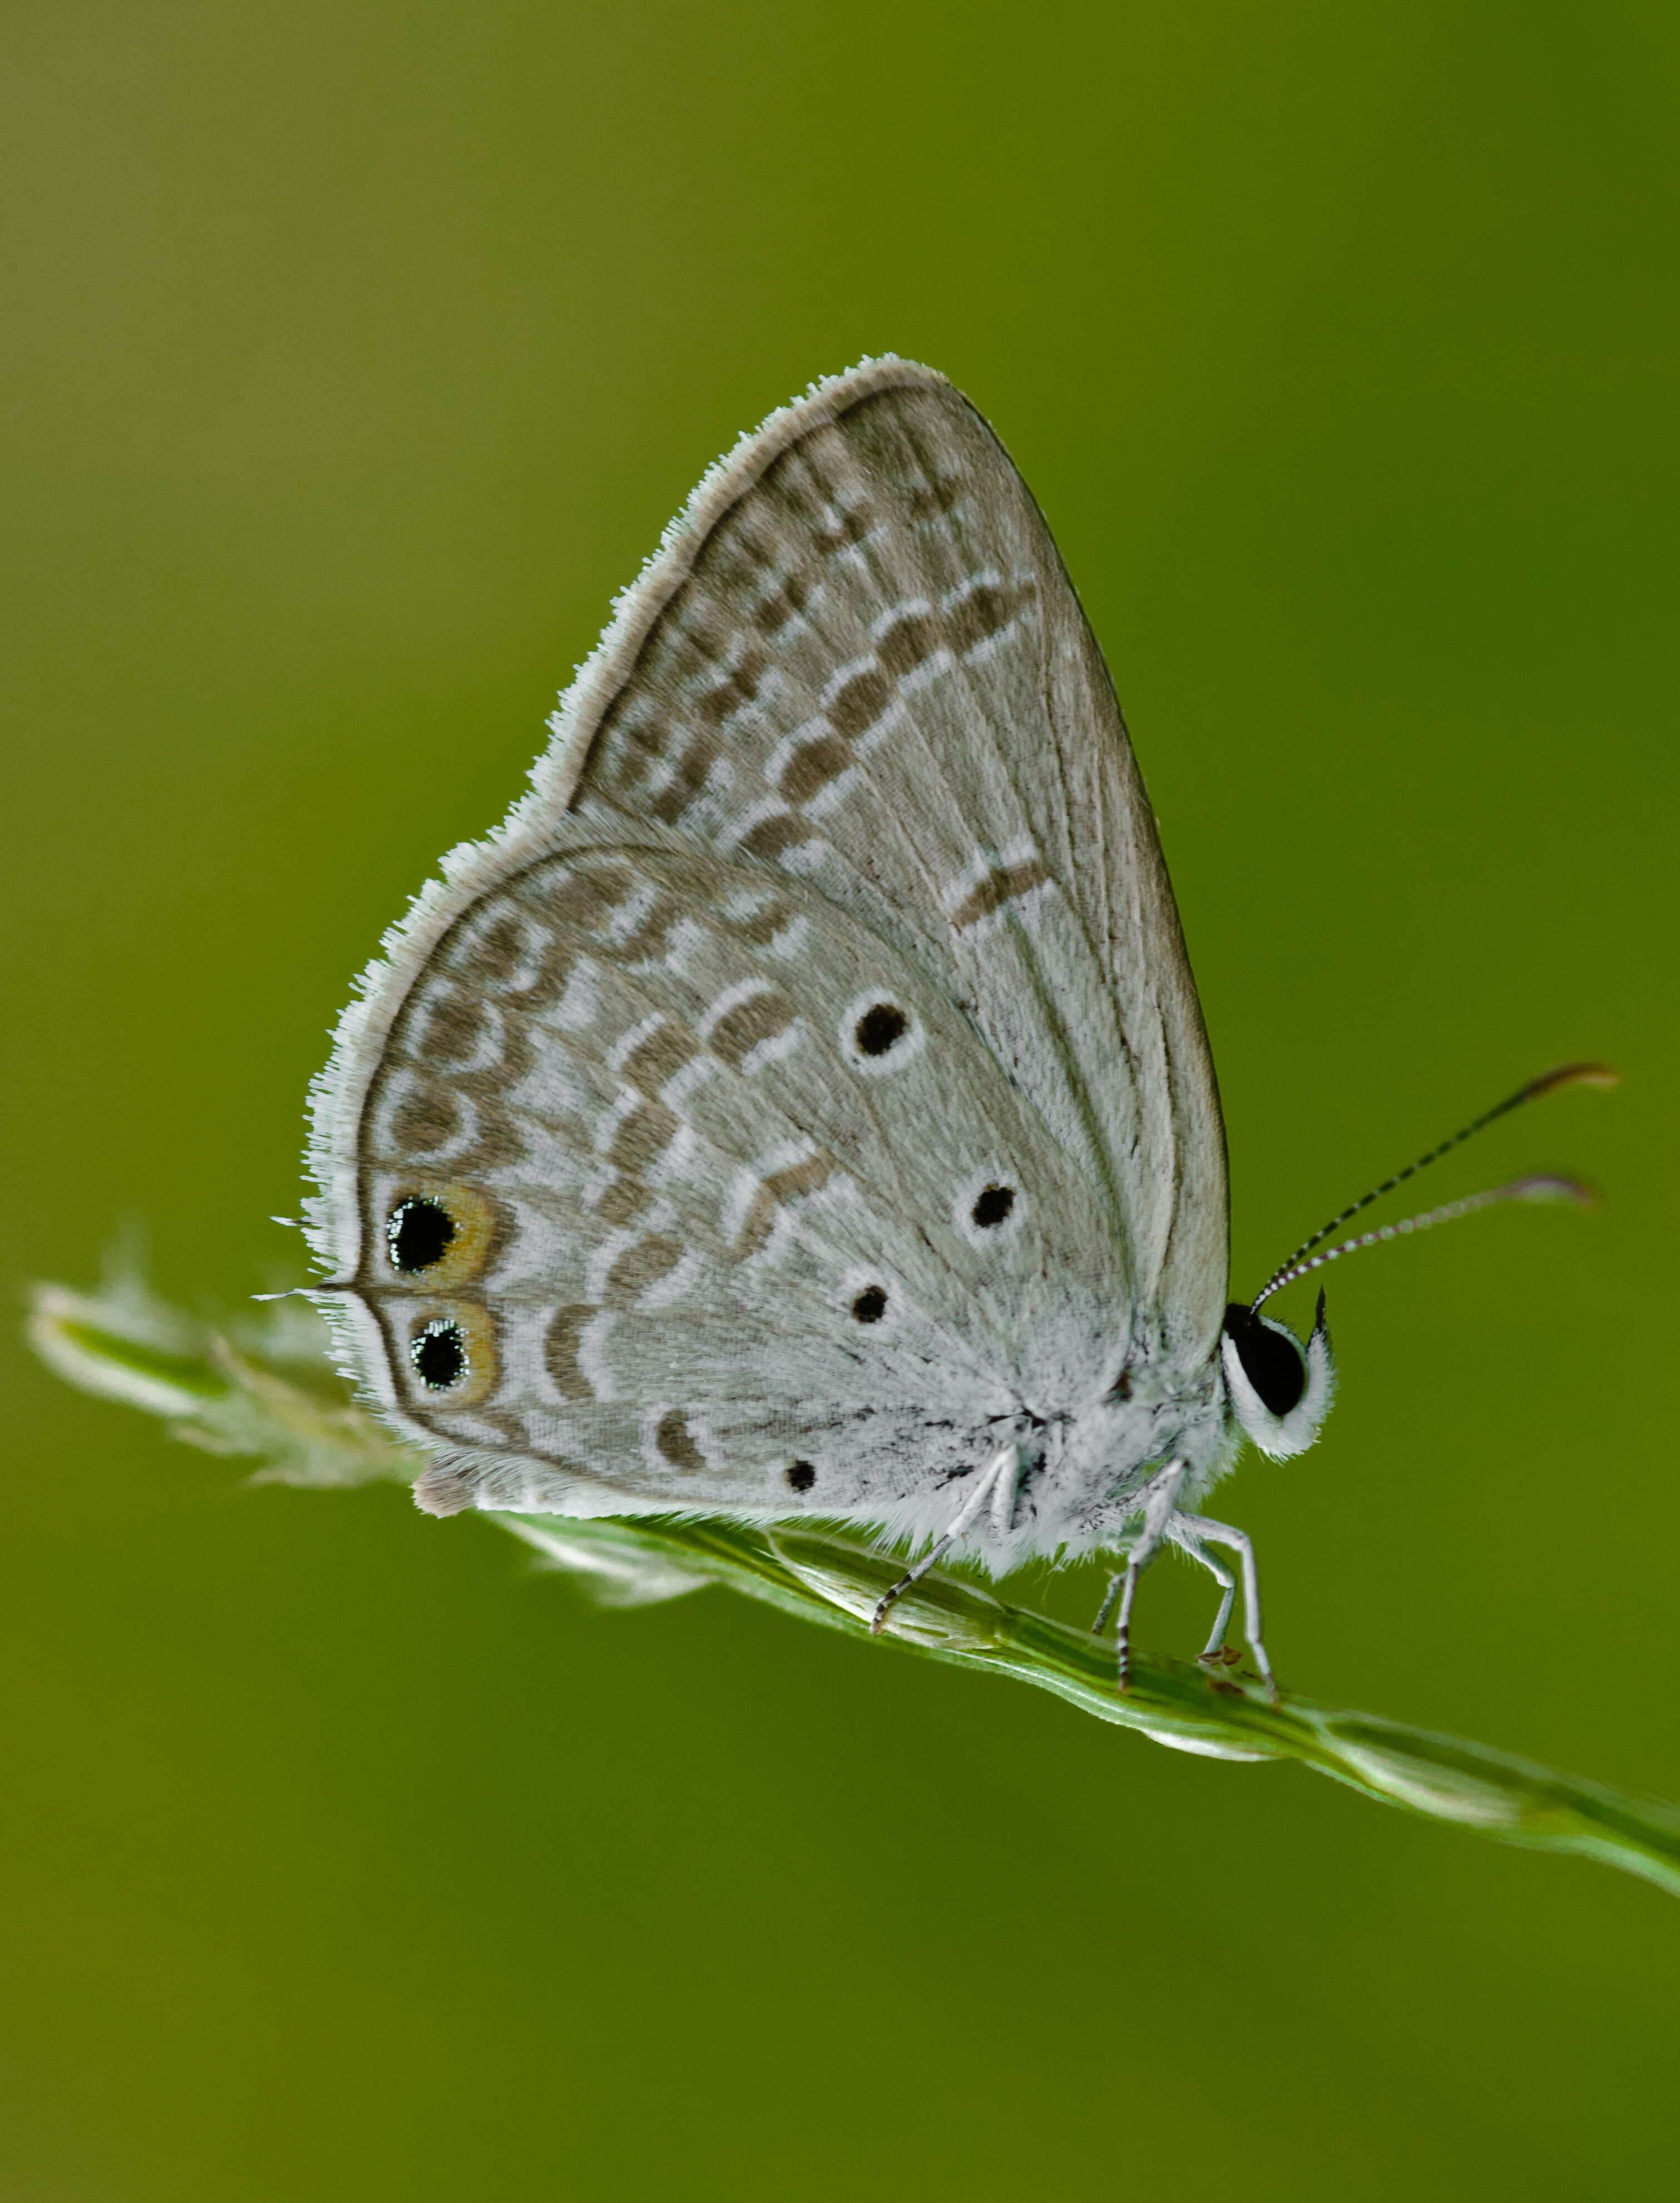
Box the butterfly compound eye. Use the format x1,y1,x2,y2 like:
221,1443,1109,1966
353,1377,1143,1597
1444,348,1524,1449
388,1196,456,1274
851,1285,888,1323
854,1002,908,1056
785,1460,817,1492
1222,1303,1307,1417
411,1317,467,1391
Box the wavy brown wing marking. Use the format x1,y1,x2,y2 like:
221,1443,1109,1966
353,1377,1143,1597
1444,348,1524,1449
349,841,1118,1505
571,377,1227,1367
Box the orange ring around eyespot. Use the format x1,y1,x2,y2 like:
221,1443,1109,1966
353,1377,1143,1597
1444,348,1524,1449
382,1182,502,1291
404,1299,498,1409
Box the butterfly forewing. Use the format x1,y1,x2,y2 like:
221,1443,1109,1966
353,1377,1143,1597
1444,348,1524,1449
309,359,1228,1533
569,376,1226,1356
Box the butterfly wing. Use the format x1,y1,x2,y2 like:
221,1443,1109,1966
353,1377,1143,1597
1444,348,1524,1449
560,361,1228,1359
308,359,1228,1525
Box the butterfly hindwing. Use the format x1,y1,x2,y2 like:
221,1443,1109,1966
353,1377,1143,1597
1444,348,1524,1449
343,842,1121,1519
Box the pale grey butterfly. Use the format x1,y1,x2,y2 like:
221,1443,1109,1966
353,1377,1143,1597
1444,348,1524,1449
302,358,1611,1691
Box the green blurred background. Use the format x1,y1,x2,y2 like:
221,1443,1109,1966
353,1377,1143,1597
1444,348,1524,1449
4,2,1677,2195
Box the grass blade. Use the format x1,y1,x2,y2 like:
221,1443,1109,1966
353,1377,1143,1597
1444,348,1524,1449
27,1265,1680,1897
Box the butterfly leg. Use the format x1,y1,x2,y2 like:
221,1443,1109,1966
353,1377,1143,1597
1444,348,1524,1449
1100,1460,1185,1691
869,1444,1017,1637
1091,1572,1125,1638
1163,1517,1237,1662
1170,1511,1277,1703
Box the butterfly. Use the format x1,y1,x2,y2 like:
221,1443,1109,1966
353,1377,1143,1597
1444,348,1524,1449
304,358,1608,1690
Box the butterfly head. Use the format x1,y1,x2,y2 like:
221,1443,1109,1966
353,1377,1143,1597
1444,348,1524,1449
1220,1292,1336,1461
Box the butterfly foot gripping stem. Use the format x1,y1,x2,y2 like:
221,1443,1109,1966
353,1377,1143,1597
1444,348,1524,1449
1111,1559,1144,1693
1093,1461,1186,1691
869,1445,1016,1637
869,1574,916,1637
1172,1510,1278,1705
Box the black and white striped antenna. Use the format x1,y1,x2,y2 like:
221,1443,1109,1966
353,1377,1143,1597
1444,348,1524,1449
1249,1061,1617,1312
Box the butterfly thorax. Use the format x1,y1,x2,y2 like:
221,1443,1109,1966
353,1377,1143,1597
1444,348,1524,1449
896,1322,1239,1572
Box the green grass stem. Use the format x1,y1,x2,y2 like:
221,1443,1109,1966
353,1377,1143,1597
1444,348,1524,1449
28,1268,1680,1898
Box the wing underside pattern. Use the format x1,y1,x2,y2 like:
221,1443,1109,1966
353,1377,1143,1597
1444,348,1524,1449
307,360,1228,1527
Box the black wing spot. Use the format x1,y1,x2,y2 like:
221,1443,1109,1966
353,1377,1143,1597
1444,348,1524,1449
854,1002,909,1056
970,1184,1015,1229
388,1196,456,1274
411,1317,467,1391
1223,1303,1307,1417
851,1285,888,1323
785,1460,817,1493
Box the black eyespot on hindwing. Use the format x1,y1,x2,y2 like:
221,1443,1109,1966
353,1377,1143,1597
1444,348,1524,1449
388,1196,456,1274
411,1317,467,1391
851,1285,888,1323
854,1002,908,1056
1223,1302,1307,1418
970,1184,1016,1229
785,1460,817,1492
